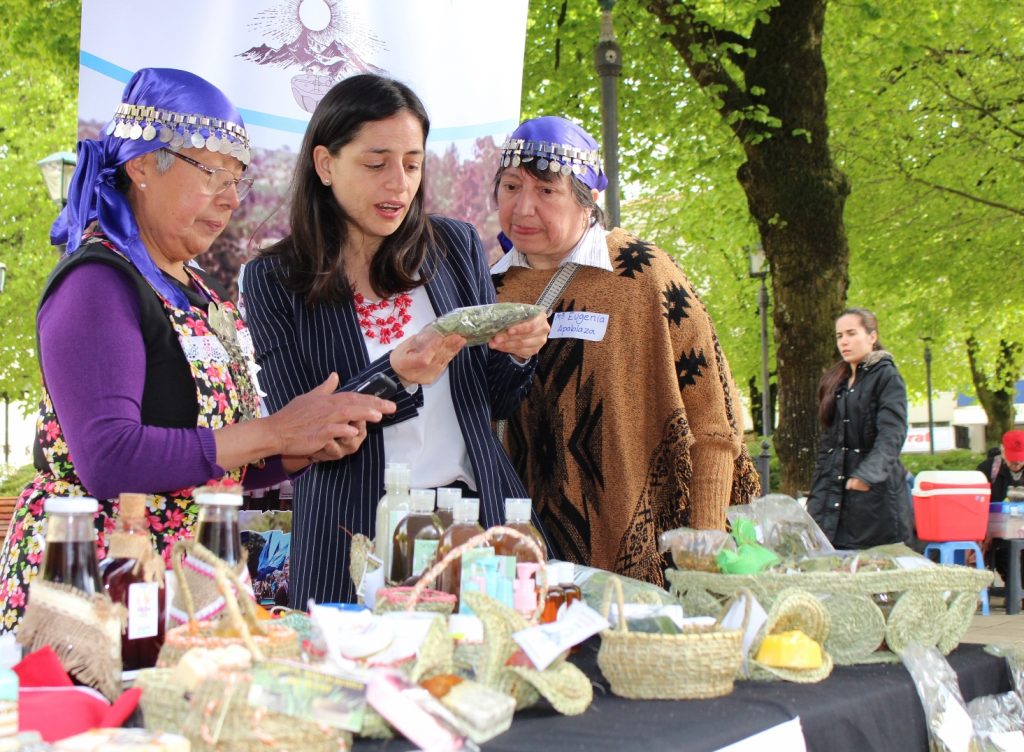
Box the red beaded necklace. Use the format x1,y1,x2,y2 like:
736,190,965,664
354,291,413,345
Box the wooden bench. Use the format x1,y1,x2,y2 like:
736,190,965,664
0,496,18,547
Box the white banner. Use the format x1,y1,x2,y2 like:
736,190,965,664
902,425,957,454
78,0,529,276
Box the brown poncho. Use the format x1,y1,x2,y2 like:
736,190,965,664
494,229,759,585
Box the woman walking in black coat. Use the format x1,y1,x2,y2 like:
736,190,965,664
807,308,914,549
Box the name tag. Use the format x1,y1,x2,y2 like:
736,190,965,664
550,311,609,341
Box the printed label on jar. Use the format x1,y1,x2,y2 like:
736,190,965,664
127,582,160,640
411,540,439,576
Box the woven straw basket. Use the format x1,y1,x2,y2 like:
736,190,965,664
156,539,299,668
598,576,749,700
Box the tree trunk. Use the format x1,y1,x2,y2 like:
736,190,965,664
647,0,850,495
742,1,850,495
967,337,1020,446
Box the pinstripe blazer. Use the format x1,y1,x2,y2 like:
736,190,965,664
242,216,547,605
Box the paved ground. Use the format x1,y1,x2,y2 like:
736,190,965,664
962,592,1024,646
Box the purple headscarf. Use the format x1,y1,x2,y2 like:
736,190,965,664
51,68,250,310
499,116,608,192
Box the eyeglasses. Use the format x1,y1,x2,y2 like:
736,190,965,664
163,149,254,200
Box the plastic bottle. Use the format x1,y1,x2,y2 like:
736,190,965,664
0,635,20,739
41,497,102,594
436,498,485,606
391,489,443,583
435,487,460,531
194,487,243,566
513,562,540,617
99,493,166,672
492,498,547,563
374,463,411,577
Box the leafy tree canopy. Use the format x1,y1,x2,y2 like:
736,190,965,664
0,0,82,405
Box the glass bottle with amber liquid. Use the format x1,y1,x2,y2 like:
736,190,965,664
492,498,547,564
436,498,484,606
391,489,443,584
41,497,102,594
99,493,165,672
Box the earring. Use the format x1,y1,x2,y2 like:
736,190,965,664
323,179,332,186
139,183,147,189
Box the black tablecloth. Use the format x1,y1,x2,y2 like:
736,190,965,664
356,640,1011,752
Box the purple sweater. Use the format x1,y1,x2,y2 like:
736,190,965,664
38,262,285,499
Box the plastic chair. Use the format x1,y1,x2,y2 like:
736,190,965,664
923,541,990,615
988,539,1024,615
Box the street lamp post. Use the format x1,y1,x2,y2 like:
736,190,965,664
748,246,772,494
594,0,621,228
923,337,935,455
37,151,77,208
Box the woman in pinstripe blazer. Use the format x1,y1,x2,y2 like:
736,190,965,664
242,75,550,605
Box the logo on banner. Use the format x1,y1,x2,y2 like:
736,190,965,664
238,0,388,113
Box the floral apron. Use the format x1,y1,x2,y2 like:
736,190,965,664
0,239,261,634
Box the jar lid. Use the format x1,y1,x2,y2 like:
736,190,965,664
436,487,461,510
44,496,99,514
410,488,436,513
504,497,532,522
194,491,243,507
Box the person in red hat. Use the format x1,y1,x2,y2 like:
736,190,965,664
979,429,1024,587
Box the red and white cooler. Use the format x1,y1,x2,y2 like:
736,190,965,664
912,470,991,542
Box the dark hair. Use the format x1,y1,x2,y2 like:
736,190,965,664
491,161,605,228
264,74,434,305
818,308,883,425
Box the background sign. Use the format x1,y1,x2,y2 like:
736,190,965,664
79,0,529,290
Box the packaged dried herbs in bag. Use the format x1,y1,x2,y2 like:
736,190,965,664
659,527,736,572
751,494,834,558
966,692,1024,751
431,303,546,346
901,642,977,752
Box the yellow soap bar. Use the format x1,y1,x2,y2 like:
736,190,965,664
755,630,823,669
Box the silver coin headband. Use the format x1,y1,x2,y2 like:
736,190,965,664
106,103,252,166
499,138,602,177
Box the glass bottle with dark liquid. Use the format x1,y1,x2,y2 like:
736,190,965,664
492,497,547,564
392,489,443,584
41,497,102,594
194,488,243,566
100,493,165,672
436,498,484,607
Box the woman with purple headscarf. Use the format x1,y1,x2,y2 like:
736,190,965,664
491,116,760,586
0,68,394,633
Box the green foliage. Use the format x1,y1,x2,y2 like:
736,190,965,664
522,0,1024,435
0,463,34,497
0,0,82,402
901,449,987,476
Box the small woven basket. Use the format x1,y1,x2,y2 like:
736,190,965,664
404,525,548,624
373,585,457,615
598,576,749,700
157,539,299,668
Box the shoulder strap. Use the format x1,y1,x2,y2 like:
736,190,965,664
535,262,580,311
992,454,1003,484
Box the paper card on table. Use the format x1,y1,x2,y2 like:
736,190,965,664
721,592,768,676
247,661,367,732
512,600,610,671
934,693,973,752
358,553,386,609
